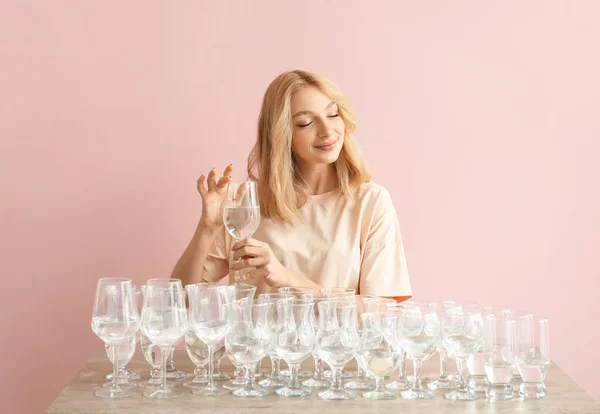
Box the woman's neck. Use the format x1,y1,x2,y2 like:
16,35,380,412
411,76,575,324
296,162,338,195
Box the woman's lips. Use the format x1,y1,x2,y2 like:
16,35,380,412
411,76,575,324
314,138,338,151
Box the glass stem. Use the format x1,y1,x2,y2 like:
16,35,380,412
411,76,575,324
374,377,383,393
397,353,407,381
168,348,176,370
457,358,468,393
356,365,366,381
439,351,448,379
330,367,344,392
412,358,424,392
269,356,280,380
160,346,169,391
207,345,215,389
194,366,207,383
111,345,120,392
244,363,257,390
289,364,300,389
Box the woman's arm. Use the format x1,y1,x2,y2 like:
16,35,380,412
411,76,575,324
171,221,224,286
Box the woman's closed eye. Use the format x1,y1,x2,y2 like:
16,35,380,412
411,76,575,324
297,114,339,128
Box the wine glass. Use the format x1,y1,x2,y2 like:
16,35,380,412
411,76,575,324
224,300,271,397
91,278,140,398
186,283,235,396
277,287,314,379
223,181,260,283
183,327,209,389
345,295,382,390
426,302,455,390
483,314,517,400
357,312,397,400
316,299,358,400
212,341,233,381
385,301,418,391
223,283,257,390
258,293,293,388
442,306,484,400
102,335,137,389
302,296,333,389
516,315,550,399
273,299,315,397
140,279,188,399
397,305,440,399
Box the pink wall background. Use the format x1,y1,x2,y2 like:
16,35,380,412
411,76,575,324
1,1,599,412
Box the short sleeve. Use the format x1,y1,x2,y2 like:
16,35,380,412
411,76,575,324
202,227,230,283
359,188,412,297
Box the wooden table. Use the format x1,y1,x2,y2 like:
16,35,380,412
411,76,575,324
47,350,600,413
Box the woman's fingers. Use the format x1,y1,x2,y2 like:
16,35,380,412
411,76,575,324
231,256,268,271
197,175,207,195
207,168,218,191
231,237,265,251
232,245,263,261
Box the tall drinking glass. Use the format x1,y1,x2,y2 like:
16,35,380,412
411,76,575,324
516,316,550,399
483,315,516,400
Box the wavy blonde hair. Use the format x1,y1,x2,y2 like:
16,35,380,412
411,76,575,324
247,70,371,225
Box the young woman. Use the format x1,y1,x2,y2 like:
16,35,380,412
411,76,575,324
172,70,411,301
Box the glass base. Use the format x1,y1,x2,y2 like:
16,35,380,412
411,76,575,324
445,389,479,400
280,369,312,379
106,371,141,382
362,389,396,400
233,386,269,398
344,378,374,390
259,376,287,388
401,388,435,400
101,380,137,389
223,378,245,390
94,387,136,398
486,383,513,400
276,385,312,398
302,377,331,388
428,377,455,390
165,369,187,380
212,372,234,381
183,379,207,389
143,387,182,399
139,379,162,389
467,374,487,393
192,384,230,396
519,382,546,399
318,389,355,400
386,378,413,390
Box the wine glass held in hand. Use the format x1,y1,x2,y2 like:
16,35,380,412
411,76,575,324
91,278,140,399
140,279,188,399
223,181,260,283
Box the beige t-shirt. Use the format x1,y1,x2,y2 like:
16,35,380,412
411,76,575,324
203,182,412,297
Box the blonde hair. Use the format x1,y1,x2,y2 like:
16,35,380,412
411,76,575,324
247,70,371,225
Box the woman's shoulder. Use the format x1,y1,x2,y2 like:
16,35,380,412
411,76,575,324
355,181,392,201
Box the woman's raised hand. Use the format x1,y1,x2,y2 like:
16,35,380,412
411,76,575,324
197,164,233,229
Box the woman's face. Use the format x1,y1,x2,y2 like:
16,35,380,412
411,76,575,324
290,85,345,167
